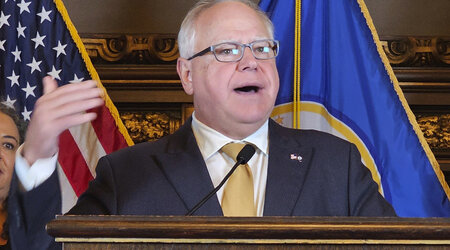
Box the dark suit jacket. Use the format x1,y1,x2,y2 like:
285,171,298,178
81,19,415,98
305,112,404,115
7,169,61,250
69,118,395,216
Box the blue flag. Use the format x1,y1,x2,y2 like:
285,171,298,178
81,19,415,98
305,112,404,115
260,0,450,217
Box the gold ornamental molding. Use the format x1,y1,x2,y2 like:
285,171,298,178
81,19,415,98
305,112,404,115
120,111,181,143
81,34,179,64
417,114,450,150
118,111,450,151
380,36,450,67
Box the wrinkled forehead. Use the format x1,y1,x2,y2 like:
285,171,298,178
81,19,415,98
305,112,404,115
194,2,271,46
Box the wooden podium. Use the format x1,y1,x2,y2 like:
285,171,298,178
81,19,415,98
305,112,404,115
47,215,450,249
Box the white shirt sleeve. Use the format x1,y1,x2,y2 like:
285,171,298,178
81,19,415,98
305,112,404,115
14,144,58,191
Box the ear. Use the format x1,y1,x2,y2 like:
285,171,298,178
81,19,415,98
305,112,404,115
177,57,194,95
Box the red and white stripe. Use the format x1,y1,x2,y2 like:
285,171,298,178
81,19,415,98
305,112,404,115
57,104,129,213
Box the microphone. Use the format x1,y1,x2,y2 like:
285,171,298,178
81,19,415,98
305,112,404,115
185,144,256,216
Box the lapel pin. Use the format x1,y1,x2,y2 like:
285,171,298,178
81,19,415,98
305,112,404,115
290,154,302,162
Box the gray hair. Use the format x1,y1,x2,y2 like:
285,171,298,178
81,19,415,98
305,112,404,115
178,0,274,58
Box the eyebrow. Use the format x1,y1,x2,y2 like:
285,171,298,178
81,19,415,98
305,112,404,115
2,135,19,144
213,37,271,44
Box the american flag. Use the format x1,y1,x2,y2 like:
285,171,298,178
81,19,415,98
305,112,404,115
0,0,132,212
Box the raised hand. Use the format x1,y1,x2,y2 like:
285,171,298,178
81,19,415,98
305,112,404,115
22,76,104,165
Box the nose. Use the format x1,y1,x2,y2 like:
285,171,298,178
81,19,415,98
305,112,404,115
237,46,258,71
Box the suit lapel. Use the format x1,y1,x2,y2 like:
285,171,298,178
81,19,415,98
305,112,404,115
155,118,223,216
263,120,314,216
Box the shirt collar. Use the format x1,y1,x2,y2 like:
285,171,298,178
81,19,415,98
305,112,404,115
191,112,269,160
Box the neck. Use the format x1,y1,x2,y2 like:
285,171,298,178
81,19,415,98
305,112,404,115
218,123,262,140
194,114,267,140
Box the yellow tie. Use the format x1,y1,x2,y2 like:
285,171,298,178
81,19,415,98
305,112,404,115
221,143,256,216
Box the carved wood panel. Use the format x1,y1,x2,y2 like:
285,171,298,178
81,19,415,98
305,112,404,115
381,37,450,67
84,34,178,64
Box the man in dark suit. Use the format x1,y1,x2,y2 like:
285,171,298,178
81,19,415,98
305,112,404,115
69,117,394,216
70,0,395,217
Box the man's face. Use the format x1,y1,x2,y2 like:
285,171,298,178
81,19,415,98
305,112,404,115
178,1,279,139
0,111,19,202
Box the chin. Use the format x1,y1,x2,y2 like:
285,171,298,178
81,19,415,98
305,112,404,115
235,111,270,126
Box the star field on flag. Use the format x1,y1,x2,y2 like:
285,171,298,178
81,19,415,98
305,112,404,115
0,0,90,120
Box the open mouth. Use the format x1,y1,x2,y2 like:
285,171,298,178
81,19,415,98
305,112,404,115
234,86,260,93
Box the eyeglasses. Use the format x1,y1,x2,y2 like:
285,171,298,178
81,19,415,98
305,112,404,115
187,39,279,62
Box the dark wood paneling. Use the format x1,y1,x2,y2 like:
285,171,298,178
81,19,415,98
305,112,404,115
48,216,450,249
64,0,450,37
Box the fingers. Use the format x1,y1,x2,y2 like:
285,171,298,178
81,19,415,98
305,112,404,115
47,98,103,134
37,79,102,110
33,78,103,123
52,112,98,134
34,89,104,123
22,78,105,164
43,76,59,95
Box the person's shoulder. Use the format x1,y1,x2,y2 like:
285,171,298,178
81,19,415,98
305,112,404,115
296,130,352,151
301,129,348,143
106,137,169,159
270,119,351,146
101,119,194,164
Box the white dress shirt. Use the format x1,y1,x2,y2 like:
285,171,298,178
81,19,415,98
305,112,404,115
191,113,269,216
14,144,58,191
